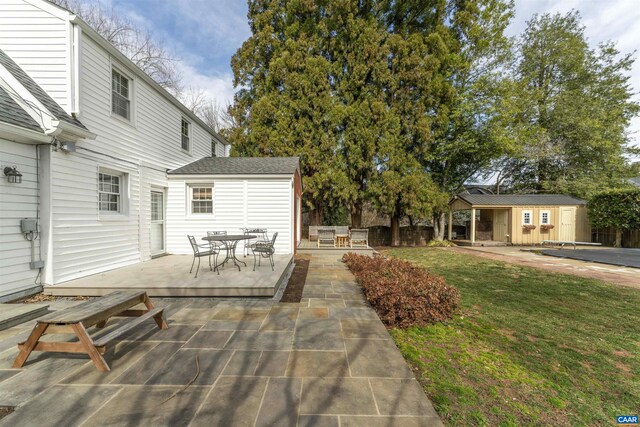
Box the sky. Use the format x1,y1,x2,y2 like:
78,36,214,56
110,0,640,150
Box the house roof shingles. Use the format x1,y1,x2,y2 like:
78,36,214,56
455,194,587,206
0,49,87,130
0,85,43,132
168,157,300,176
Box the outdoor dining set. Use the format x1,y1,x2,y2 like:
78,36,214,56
308,226,369,248
187,228,277,278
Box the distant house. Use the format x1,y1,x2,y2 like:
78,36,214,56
449,194,591,245
461,184,495,195
629,177,640,188
0,0,299,301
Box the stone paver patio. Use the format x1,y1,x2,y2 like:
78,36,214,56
0,253,442,426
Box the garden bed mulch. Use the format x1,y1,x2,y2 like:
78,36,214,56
280,256,310,303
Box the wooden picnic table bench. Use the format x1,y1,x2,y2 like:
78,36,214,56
13,291,168,372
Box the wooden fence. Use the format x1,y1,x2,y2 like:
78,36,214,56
592,228,640,248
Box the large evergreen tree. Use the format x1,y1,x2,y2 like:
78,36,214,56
229,1,347,224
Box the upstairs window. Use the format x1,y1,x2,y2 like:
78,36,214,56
190,186,213,214
181,119,190,151
522,210,532,225
211,138,217,157
111,69,130,120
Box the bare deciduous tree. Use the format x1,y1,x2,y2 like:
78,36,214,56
51,0,183,95
52,0,234,137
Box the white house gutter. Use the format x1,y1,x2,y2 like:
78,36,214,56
167,174,295,180
0,122,53,144
47,120,97,140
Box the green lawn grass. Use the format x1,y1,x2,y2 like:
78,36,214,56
383,248,639,426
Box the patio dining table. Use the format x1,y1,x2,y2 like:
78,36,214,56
203,234,256,272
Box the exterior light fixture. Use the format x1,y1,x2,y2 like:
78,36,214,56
3,166,22,184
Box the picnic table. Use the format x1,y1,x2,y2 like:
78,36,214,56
13,291,168,372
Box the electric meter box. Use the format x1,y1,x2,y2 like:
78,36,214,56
20,218,37,233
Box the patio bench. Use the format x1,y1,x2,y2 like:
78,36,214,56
13,291,168,372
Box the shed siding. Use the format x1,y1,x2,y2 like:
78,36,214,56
0,140,41,296
0,0,70,111
508,205,589,244
165,178,293,255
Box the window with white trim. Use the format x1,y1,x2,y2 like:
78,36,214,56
522,210,533,225
111,68,131,120
540,210,551,225
99,171,123,212
181,119,190,151
211,138,217,157
189,186,213,214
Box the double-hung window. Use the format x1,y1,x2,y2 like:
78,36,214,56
522,210,533,225
190,186,213,214
99,171,122,213
540,210,551,225
112,69,131,120
211,138,217,157
181,119,190,151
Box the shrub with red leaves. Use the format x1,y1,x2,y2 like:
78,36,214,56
342,253,460,328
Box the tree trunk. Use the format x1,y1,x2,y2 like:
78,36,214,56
390,214,400,247
615,228,623,248
350,201,362,229
309,207,322,226
432,212,446,241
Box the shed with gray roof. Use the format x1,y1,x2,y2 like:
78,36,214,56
449,193,590,245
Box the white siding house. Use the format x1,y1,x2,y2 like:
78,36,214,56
0,0,235,299
165,157,303,256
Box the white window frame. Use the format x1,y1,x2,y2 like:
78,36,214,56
187,184,214,217
540,210,551,225
111,66,132,121
98,167,129,218
211,138,217,157
522,210,533,225
181,118,191,153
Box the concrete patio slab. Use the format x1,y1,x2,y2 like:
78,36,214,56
0,252,442,426
44,254,293,297
299,377,378,415
83,385,209,427
190,376,268,426
286,350,350,378
146,348,233,385
0,384,121,427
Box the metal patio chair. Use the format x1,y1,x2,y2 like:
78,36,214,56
188,235,219,278
242,228,269,257
251,232,278,271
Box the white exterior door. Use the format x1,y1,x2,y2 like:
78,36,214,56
559,208,575,242
150,191,165,256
